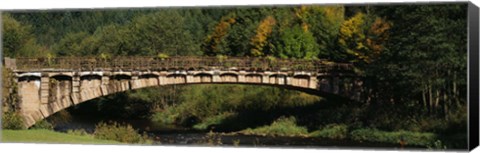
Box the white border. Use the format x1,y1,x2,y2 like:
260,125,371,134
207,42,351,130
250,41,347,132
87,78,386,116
0,0,472,10
0,0,477,153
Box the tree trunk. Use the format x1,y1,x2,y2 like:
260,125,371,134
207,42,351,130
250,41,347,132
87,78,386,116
428,83,433,115
453,72,459,107
435,89,440,114
443,90,448,119
422,86,427,109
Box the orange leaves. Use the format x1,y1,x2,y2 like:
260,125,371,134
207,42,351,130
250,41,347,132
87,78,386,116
338,12,368,61
203,17,237,55
250,16,277,57
338,12,391,63
366,17,392,59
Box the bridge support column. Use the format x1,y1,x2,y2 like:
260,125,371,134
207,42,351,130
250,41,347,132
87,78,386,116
309,76,317,89
158,73,167,85
186,75,194,83
238,71,245,82
262,75,269,84
100,75,110,96
130,74,139,89
353,78,363,101
332,76,340,94
71,76,81,104
286,76,293,86
40,75,50,104
213,72,221,82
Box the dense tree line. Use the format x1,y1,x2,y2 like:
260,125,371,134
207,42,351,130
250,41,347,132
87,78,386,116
2,3,468,139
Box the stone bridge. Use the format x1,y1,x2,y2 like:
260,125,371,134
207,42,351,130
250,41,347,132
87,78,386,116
3,56,363,127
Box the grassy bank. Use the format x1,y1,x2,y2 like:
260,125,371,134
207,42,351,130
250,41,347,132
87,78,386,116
234,117,457,149
1,129,122,144
239,116,308,137
349,128,437,147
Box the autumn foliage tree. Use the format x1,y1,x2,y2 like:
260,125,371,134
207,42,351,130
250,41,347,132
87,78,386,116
250,16,276,57
338,12,391,64
202,17,236,56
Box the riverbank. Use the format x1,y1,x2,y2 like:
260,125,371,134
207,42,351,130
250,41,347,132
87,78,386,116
1,129,122,144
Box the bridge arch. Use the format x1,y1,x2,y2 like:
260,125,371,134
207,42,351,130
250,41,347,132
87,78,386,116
8,57,360,128
14,71,362,128
24,81,348,127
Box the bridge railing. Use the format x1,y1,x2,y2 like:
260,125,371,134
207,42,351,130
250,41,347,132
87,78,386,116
12,56,354,72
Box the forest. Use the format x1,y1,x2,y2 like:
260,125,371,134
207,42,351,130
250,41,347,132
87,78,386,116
1,3,468,149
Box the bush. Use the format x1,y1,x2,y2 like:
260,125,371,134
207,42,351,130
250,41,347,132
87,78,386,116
349,128,437,147
240,116,308,137
48,110,73,125
93,121,150,144
193,112,235,130
309,124,348,139
31,120,54,130
2,112,25,130
157,53,169,60
427,140,447,150
67,129,89,136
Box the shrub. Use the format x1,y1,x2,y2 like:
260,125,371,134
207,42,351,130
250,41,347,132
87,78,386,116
427,140,447,150
31,120,54,130
93,121,149,144
193,112,235,130
1,112,25,130
310,124,348,139
240,116,308,137
152,108,180,125
216,55,228,62
157,53,169,60
99,53,111,60
67,129,89,136
48,110,73,125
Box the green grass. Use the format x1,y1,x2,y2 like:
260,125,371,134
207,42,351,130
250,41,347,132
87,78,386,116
239,116,308,137
309,124,348,139
1,129,122,144
349,128,438,147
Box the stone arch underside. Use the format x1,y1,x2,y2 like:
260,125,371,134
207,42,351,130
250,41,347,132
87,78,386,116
16,72,360,128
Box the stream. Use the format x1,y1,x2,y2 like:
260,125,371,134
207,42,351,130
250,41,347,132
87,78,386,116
52,116,422,149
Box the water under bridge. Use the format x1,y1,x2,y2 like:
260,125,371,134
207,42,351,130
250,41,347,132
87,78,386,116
3,56,363,127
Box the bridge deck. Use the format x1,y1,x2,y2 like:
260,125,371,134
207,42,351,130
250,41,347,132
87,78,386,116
7,56,354,72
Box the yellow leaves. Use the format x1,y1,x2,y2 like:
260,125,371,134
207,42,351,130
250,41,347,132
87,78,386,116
339,12,366,39
295,6,309,21
322,6,346,25
367,17,392,57
338,12,391,63
301,23,309,32
338,12,367,61
214,18,236,40
294,6,311,32
250,16,277,57
203,17,237,54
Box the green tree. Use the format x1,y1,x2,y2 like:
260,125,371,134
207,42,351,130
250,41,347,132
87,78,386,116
54,32,96,56
295,5,345,60
92,24,129,56
273,25,319,59
2,14,44,57
368,4,467,118
125,10,198,56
